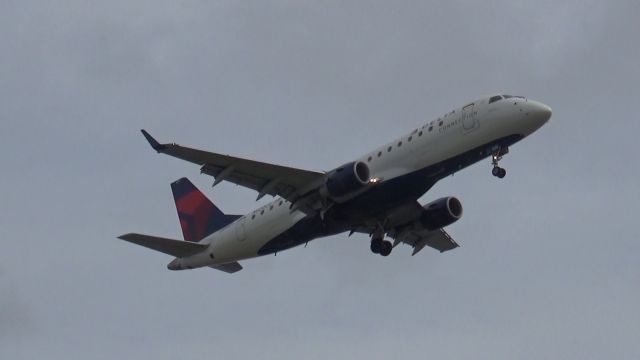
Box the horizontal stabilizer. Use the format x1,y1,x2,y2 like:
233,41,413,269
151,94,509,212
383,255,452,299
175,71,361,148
210,262,243,273
118,233,207,258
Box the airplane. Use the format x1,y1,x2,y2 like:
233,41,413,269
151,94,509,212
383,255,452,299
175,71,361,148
118,94,551,273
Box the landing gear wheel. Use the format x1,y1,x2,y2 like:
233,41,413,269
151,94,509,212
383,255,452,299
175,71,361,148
370,239,383,254
492,166,506,178
379,241,392,257
490,146,509,179
370,225,386,254
498,167,506,178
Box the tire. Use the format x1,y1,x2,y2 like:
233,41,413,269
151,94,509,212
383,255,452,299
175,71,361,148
379,241,392,256
370,240,382,254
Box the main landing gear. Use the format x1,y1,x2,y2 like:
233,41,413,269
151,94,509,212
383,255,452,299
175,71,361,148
370,228,392,257
491,146,509,179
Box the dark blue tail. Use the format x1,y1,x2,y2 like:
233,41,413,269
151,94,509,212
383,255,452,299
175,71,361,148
170,178,241,242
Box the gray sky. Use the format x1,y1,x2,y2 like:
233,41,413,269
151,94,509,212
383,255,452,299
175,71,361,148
1,1,639,359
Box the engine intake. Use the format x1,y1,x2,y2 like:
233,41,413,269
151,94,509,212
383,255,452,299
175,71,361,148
420,197,463,230
321,161,370,199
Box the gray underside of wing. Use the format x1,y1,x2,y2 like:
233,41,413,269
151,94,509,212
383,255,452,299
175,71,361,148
398,229,460,255
351,201,460,255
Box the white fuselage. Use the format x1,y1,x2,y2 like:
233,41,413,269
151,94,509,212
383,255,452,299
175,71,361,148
174,96,551,269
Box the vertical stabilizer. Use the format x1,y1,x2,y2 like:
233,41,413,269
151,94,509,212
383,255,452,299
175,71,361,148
171,178,241,242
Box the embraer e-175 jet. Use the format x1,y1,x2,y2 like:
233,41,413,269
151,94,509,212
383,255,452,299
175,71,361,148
118,94,551,273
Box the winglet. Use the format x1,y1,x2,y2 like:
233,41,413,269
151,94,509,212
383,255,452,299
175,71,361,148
140,129,165,152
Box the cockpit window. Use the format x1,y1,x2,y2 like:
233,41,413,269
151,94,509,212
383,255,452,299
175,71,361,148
490,94,525,104
489,95,502,104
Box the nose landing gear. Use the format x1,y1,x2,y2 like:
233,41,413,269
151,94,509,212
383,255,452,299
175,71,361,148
491,146,509,179
492,166,506,178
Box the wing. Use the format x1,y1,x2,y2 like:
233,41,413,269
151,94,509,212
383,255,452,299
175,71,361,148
141,130,324,202
392,228,459,255
350,201,460,255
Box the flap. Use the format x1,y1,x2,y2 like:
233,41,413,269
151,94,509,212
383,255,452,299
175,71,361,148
394,228,460,255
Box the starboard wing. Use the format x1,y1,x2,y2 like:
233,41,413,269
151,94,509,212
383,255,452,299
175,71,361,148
393,228,460,255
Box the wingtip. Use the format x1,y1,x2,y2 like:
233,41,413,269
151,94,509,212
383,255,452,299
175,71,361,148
140,129,165,152
117,233,134,240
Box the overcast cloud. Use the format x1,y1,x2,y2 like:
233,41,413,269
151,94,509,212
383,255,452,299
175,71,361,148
1,1,639,359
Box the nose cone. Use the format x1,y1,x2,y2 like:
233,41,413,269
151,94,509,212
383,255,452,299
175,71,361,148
167,259,182,270
530,101,552,124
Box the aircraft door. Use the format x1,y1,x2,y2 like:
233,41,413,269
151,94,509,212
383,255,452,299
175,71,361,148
235,218,247,242
461,103,479,133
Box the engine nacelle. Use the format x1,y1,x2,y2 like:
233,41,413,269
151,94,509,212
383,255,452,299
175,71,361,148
419,197,463,230
320,161,370,200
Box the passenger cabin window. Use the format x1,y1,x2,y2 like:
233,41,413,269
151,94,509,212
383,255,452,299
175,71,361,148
489,95,502,104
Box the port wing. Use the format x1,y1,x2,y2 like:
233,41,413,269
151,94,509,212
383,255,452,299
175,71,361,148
141,130,324,201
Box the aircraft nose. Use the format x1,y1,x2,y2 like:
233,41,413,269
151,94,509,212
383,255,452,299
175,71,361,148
530,101,552,123
167,259,182,270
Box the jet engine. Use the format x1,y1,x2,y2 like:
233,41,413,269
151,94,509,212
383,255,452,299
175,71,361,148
319,161,371,200
419,196,463,230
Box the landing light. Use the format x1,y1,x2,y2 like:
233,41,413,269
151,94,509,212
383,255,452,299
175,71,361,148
369,178,381,184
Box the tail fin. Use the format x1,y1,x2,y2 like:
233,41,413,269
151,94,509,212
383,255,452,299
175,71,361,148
171,178,241,242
